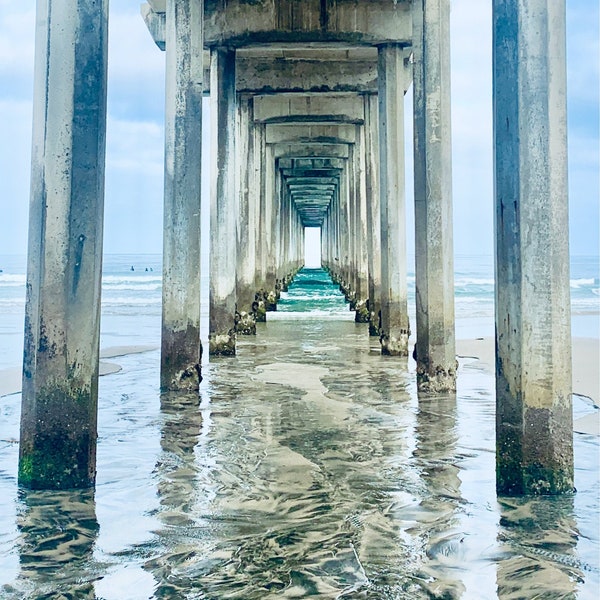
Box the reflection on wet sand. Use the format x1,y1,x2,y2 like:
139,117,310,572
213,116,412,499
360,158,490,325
0,317,598,598
496,495,587,599
5,489,99,599
146,325,463,597
147,391,204,597
413,392,465,599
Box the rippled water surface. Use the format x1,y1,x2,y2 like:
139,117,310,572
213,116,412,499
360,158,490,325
0,269,598,599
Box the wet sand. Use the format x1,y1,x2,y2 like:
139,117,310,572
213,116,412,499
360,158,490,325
2,339,596,437
0,345,158,398
0,322,598,599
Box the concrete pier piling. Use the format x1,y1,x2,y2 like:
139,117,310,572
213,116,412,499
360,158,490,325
378,44,411,356
235,95,258,335
364,94,382,337
161,0,203,390
19,0,575,495
493,0,573,495
209,47,238,355
19,0,109,489
412,0,456,392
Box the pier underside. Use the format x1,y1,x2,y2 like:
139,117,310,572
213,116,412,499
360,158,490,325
19,0,574,496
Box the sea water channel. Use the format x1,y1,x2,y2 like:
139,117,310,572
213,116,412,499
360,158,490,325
0,267,598,599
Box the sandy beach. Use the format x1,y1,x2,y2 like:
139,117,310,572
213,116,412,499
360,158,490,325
457,336,599,435
0,345,158,398
1,339,596,435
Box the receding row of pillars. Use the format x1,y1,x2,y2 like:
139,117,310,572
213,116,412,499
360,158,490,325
19,0,573,497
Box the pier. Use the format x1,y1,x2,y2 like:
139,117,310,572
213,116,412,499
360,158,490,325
19,0,573,495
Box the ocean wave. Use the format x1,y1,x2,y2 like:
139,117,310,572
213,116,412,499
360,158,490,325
0,274,26,285
267,310,355,320
455,277,495,286
102,275,162,284
101,297,162,306
571,297,600,311
0,300,25,311
282,294,346,302
102,284,162,291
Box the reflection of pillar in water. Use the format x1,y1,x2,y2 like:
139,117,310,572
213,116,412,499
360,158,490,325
496,496,580,598
157,392,203,521
15,489,98,596
147,391,203,594
413,392,465,598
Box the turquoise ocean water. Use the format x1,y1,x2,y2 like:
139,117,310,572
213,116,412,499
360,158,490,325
0,253,598,370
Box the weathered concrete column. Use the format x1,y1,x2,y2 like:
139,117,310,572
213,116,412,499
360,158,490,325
161,0,203,390
333,185,342,281
347,145,358,306
378,44,410,356
236,95,257,335
209,47,237,355
280,181,290,283
322,215,329,269
339,164,351,296
354,123,370,323
264,147,279,310
412,0,456,392
365,93,382,337
253,122,268,321
19,0,108,489
322,211,329,269
493,0,573,494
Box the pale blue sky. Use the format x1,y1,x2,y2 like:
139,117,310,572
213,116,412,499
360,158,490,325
0,0,598,258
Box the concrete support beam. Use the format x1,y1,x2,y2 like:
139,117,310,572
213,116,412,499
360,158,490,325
141,2,413,52
273,143,349,160
493,0,573,495
203,0,412,47
346,144,358,304
364,94,382,336
264,144,279,309
253,94,365,124
353,123,370,323
412,0,456,392
161,0,203,391
253,123,268,321
19,0,109,489
236,95,257,334
378,44,410,356
209,48,237,355
266,123,356,145
237,56,378,94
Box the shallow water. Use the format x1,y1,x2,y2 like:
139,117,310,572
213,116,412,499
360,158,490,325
0,269,598,599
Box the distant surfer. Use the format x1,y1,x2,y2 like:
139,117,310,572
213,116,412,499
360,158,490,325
130,266,135,271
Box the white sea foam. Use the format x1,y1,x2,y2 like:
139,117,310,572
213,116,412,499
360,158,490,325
103,283,162,291
101,297,162,306
455,277,495,286
0,274,26,285
102,275,162,284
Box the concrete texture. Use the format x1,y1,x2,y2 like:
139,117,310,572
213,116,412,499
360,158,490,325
493,0,573,494
161,0,203,391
